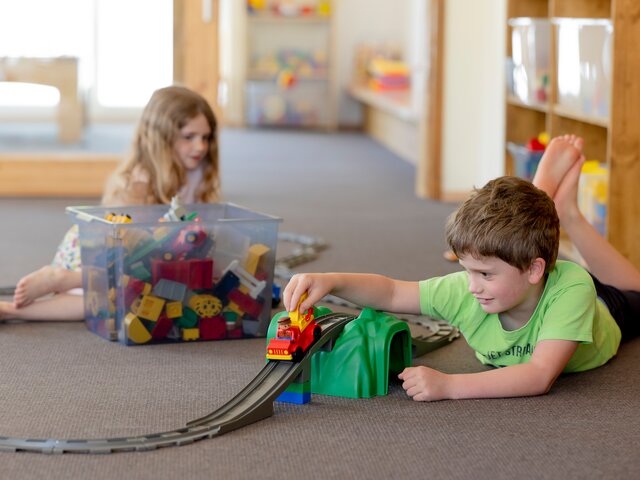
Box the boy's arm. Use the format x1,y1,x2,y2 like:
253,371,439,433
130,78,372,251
284,273,421,315
400,339,578,401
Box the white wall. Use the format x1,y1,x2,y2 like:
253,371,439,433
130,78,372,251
333,0,414,125
221,0,507,196
334,0,506,195
441,0,506,194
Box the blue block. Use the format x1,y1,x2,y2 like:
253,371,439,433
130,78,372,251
276,391,311,405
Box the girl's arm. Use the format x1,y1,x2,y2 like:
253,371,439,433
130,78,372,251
399,339,578,401
284,273,422,315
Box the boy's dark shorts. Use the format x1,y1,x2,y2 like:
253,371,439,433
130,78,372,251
590,274,640,342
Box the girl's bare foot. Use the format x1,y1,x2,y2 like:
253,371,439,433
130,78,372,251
13,266,64,308
0,301,19,321
443,250,458,262
533,135,584,198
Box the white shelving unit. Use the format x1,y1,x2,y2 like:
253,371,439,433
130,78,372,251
241,4,336,129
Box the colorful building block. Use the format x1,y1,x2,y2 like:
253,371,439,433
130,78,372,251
244,243,270,275
228,289,264,319
151,313,174,339
137,295,166,322
124,313,152,344
182,328,200,341
165,301,183,319
199,315,227,340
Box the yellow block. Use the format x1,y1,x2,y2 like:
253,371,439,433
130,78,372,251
244,243,270,275
137,295,165,322
182,328,200,341
225,302,244,317
166,301,183,319
124,313,152,344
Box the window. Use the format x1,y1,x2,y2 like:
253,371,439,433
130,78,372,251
0,0,172,119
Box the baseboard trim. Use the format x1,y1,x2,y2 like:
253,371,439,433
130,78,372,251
0,153,119,197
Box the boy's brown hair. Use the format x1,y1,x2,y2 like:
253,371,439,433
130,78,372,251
446,176,559,273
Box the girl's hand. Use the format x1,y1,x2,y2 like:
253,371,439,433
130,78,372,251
283,273,336,313
398,366,450,402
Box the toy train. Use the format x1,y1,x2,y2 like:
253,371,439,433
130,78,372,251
266,293,321,362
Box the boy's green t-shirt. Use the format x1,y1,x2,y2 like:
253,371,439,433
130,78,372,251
419,260,621,372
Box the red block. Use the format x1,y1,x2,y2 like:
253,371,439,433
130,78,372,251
151,313,174,339
124,277,146,309
188,258,213,290
151,258,213,290
199,315,227,340
228,289,263,319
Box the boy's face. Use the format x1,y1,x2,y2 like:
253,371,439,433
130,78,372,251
175,113,211,170
458,254,543,317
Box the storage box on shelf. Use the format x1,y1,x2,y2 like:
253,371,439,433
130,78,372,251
506,142,544,181
508,17,551,107
553,18,612,122
578,161,608,237
245,80,330,126
68,203,281,345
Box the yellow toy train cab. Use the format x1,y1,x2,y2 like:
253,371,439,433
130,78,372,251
266,292,320,362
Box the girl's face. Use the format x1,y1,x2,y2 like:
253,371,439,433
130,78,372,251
174,113,212,170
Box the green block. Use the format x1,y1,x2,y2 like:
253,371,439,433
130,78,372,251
177,307,199,328
285,380,311,394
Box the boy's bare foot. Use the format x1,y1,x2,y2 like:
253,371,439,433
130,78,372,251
553,155,585,226
533,135,584,199
13,266,63,308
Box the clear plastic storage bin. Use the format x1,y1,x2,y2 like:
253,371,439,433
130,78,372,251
67,203,281,345
554,18,612,119
509,18,551,105
507,142,544,181
245,80,330,127
578,161,608,236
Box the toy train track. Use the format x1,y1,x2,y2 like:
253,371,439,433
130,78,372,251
0,312,356,455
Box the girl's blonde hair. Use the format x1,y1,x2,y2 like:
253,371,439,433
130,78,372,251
102,85,220,206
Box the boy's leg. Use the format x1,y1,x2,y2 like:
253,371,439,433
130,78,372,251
13,267,82,308
1,293,84,322
532,135,584,198
554,159,640,291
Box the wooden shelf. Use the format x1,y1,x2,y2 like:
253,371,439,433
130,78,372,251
0,153,118,197
507,95,548,113
506,0,640,269
246,72,328,82
247,14,330,24
551,104,609,128
348,83,417,123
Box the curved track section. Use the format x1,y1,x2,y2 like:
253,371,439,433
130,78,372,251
0,312,356,454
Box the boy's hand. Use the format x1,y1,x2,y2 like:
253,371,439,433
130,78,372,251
398,366,450,402
283,273,335,313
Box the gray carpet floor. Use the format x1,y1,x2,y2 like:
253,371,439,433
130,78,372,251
1,128,639,479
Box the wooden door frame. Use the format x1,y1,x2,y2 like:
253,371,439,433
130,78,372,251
416,0,444,199
173,0,221,122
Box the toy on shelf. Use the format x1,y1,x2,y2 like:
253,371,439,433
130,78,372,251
277,68,297,89
506,131,548,181
578,160,608,236
266,292,321,361
367,57,410,92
